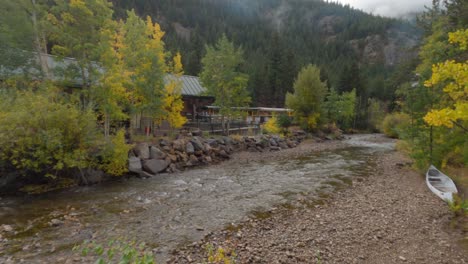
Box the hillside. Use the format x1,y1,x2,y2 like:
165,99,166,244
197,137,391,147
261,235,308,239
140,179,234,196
111,0,420,107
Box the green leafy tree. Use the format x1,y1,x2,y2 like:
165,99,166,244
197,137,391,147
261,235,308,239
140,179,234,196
200,34,251,135
324,88,357,130
48,0,114,106
122,11,167,136
0,0,50,79
97,19,130,138
285,64,327,131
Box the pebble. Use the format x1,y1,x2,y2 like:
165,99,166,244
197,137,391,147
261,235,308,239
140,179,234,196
2,225,13,232
49,219,64,226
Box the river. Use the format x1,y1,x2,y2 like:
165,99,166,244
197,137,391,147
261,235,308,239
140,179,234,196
0,134,394,263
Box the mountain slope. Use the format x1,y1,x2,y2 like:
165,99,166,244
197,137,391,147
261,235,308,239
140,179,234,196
111,0,420,107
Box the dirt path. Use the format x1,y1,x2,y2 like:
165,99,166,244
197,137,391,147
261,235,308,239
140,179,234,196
171,138,467,263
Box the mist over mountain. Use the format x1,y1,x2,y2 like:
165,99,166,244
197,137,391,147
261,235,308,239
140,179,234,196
334,0,430,18
111,0,421,107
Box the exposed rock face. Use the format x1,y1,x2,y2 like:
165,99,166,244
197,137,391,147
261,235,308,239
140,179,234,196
349,30,419,66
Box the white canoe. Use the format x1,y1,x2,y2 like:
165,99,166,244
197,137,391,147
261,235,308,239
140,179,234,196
426,165,458,203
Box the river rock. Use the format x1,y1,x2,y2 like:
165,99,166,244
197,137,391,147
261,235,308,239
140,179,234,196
219,149,230,159
173,139,185,152
207,139,219,148
286,140,297,148
269,138,278,146
204,143,213,153
2,224,13,232
270,146,281,151
167,154,178,163
191,137,205,151
150,146,166,160
134,143,150,159
128,157,142,173
49,219,64,227
189,154,199,165
186,142,195,154
223,136,233,145
142,159,169,174
176,151,189,162
159,139,170,147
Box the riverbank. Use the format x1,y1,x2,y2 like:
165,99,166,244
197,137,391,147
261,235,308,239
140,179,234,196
171,136,467,263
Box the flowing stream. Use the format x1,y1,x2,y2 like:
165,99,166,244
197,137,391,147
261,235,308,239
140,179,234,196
0,134,394,263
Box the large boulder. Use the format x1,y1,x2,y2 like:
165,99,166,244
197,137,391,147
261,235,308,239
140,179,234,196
191,137,205,151
150,146,166,160
278,141,289,149
186,142,195,154
218,149,230,159
159,139,171,147
172,139,185,152
142,159,169,174
206,139,219,148
269,138,278,146
134,143,150,160
128,156,142,173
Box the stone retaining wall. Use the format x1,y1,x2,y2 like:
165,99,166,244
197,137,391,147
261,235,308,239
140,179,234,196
129,131,307,177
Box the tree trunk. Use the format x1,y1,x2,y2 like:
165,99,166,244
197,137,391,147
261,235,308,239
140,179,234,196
31,0,50,79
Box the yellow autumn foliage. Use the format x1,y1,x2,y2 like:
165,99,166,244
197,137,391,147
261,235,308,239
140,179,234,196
161,53,187,128
263,116,281,134
424,29,468,128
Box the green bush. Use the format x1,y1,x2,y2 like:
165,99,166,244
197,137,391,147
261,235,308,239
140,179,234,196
277,114,292,128
381,112,411,138
0,89,99,177
100,129,133,176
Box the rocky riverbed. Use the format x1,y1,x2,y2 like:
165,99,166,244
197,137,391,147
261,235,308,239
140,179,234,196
171,136,468,263
1,134,466,263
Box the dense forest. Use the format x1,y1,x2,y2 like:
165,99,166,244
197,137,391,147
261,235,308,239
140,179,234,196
110,0,420,111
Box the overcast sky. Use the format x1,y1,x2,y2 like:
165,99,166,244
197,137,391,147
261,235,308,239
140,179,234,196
334,0,432,17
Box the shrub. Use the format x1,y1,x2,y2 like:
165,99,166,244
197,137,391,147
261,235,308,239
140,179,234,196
205,243,236,264
277,114,292,128
0,89,99,177
263,116,281,134
100,129,133,176
381,112,411,138
74,238,155,264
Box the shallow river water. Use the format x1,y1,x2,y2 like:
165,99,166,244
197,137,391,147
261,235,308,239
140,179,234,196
0,134,394,263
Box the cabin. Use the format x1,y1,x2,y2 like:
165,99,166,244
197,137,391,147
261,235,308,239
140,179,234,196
167,75,215,120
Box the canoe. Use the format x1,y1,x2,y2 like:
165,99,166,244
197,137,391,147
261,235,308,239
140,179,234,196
426,165,458,203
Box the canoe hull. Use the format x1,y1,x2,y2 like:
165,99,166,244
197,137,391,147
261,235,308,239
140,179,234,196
425,165,458,203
